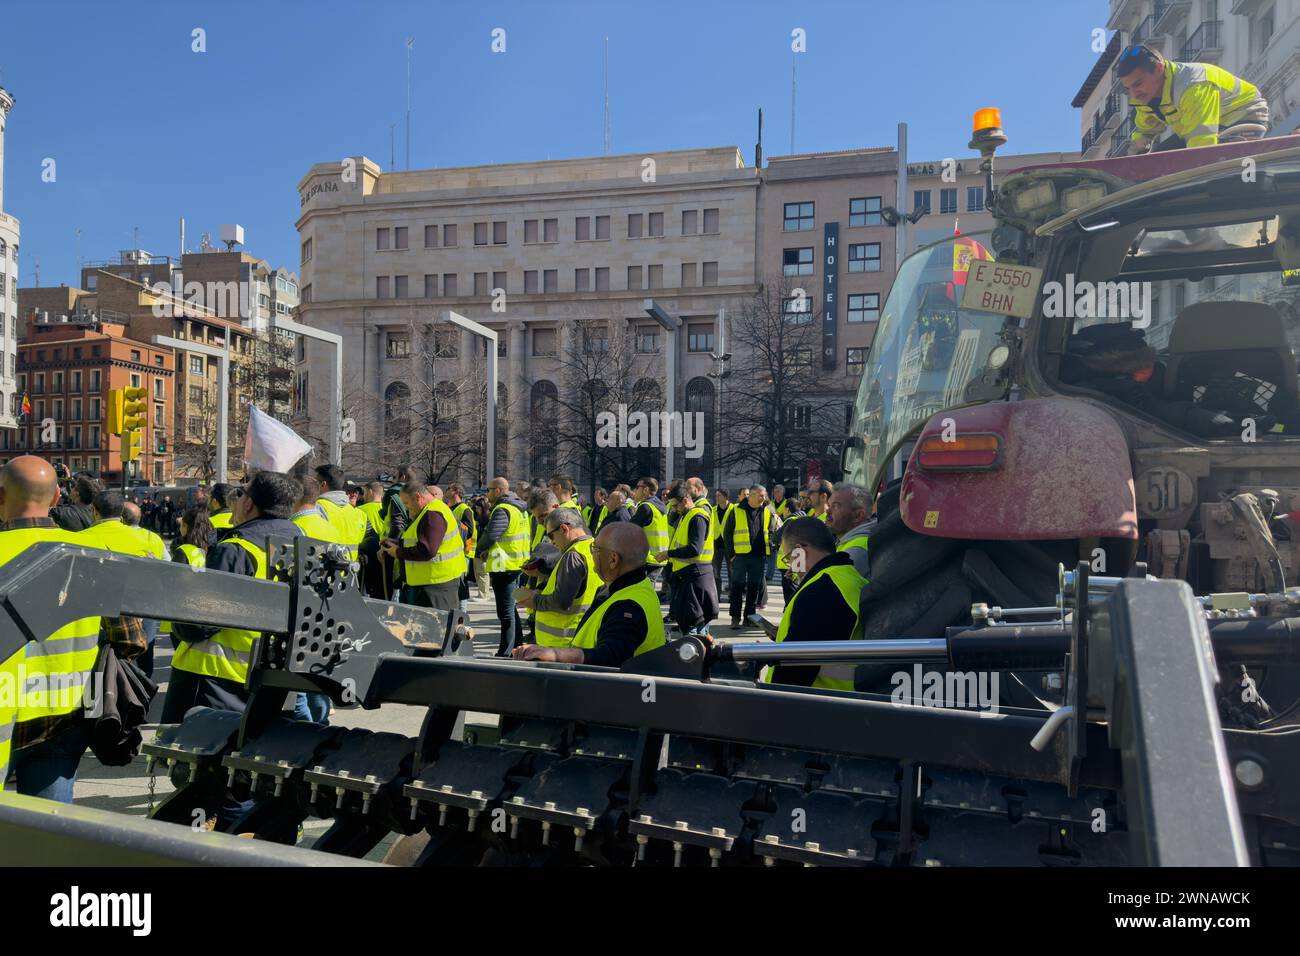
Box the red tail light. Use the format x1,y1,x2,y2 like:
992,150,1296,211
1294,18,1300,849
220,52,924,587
916,433,1001,471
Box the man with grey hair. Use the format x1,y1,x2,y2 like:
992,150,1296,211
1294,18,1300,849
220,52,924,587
515,506,601,648
477,476,531,656
828,484,873,579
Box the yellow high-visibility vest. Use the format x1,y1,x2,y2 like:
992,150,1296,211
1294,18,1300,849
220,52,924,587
172,537,266,685
765,562,866,691
318,498,368,559
209,510,234,529
572,574,666,659
637,500,670,566
402,499,467,586
293,508,342,544
534,537,604,646
451,501,476,558
730,506,772,556
486,501,530,572
358,501,385,537
668,504,715,573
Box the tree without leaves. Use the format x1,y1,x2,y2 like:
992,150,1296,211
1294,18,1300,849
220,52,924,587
719,279,848,488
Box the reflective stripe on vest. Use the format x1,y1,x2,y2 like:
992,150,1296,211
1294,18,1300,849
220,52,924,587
638,500,670,565
731,506,771,556
765,562,866,691
402,499,467,586
0,526,103,723
358,501,385,537
534,537,604,646
161,543,206,635
293,509,341,543
486,502,530,572
668,504,715,572
172,537,267,685
451,502,476,558
318,499,367,558
572,575,666,659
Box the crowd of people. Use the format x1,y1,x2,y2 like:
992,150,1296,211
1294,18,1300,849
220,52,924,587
0,455,882,815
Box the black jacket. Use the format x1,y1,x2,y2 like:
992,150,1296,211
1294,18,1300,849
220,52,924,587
380,483,409,539
572,567,652,668
50,502,94,532
771,552,860,688
89,645,158,766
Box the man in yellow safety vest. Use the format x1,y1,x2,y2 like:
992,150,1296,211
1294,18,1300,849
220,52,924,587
381,482,466,612
630,477,671,592
475,477,531,656
515,508,602,647
827,484,873,580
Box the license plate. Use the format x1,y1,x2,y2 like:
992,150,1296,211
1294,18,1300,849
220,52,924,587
961,261,1043,319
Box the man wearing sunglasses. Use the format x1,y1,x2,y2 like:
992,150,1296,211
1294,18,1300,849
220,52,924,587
1116,43,1269,154
514,507,602,649
513,523,665,667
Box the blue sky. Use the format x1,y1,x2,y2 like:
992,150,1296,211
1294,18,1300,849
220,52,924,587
0,0,1102,287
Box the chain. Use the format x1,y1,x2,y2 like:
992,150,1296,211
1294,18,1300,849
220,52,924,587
146,758,157,816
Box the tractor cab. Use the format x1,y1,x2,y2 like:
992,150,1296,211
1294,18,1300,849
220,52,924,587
845,117,1300,594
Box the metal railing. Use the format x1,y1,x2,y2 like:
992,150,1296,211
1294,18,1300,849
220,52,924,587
1109,115,1136,156
1153,0,1190,29
1182,20,1223,59
1082,128,1096,155
1132,13,1154,45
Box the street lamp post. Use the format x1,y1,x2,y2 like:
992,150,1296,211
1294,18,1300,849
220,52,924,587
443,310,498,482
151,334,231,484
643,299,680,480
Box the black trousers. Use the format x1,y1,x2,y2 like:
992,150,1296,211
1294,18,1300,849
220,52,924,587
491,571,524,656
406,580,460,612
729,554,766,620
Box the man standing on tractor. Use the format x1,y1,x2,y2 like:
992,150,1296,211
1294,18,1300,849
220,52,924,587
1116,43,1270,153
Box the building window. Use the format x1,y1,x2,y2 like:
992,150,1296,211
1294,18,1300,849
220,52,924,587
130,349,141,362
783,201,814,231
71,398,82,421
595,267,610,291
474,273,489,296
848,243,881,273
189,384,203,404
474,222,488,246
493,271,507,293
301,238,312,263
914,190,932,215
637,327,660,353
71,370,81,392
687,323,715,352
847,347,867,377
90,370,102,391
627,266,642,290
543,218,557,242
154,378,165,400
703,208,719,234
532,328,556,356
90,423,101,448
682,210,698,235
524,220,538,243
784,348,812,371
628,213,643,239
783,247,814,277
575,268,590,292
189,355,203,375
595,216,610,239
848,293,880,323
584,326,609,354
34,373,44,395
425,225,438,248
544,269,558,293
782,296,812,324
130,374,141,388
576,217,591,241
443,224,458,246
394,275,408,298
376,227,390,251
940,188,958,215
647,264,662,289
493,221,507,245
443,274,457,296
524,271,538,294
681,262,697,287
966,186,984,212
648,212,664,237
424,274,438,297
850,196,882,227
394,226,408,249
702,261,718,286
376,276,390,298
786,403,812,430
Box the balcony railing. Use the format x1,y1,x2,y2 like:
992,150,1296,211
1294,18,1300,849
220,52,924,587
1153,0,1190,31
1101,92,1122,129
1082,128,1096,155
1182,20,1223,60
1131,13,1154,45
1110,116,1136,156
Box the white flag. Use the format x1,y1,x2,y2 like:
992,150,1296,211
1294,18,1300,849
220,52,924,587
243,406,313,474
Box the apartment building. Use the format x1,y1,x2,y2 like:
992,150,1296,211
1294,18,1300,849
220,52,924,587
0,85,20,429
3,317,174,484
1076,0,1300,159
294,148,759,488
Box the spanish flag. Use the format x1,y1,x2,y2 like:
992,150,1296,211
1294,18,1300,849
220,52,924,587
19,393,30,418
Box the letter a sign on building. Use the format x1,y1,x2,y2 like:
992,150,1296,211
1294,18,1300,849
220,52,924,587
822,222,839,371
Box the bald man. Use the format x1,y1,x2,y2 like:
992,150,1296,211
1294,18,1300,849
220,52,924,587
0,456,116,802
514,522,666,667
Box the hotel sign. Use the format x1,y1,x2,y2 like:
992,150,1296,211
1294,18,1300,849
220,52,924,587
822,222,839,371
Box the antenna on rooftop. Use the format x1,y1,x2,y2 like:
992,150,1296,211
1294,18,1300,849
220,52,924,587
603,37,611,155
789,54,797,154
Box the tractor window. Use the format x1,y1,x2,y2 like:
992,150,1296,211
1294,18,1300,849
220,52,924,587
845,232,1009,489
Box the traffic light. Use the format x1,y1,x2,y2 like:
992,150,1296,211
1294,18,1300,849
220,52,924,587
106,389,124,436
120,387,147,464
